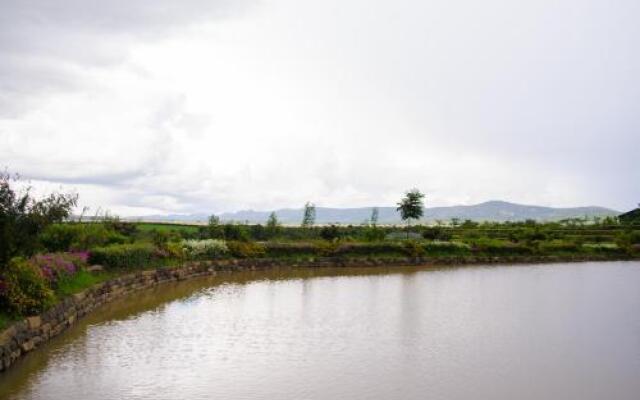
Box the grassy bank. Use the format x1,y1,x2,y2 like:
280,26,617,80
2,218,639,331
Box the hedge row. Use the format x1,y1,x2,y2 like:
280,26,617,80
85,239,636,270
89,243,159,269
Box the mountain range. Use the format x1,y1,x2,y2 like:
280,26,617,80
129,201,620,225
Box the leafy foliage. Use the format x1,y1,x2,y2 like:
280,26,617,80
40,223,127,252
397,189,425,238
0,258,55,316
0,172,77,266
319,224,341,241
89,243,159,269
397,189,425,222
227,241,266,258
30,252,87,286
266,212,281,238
181,239,229,259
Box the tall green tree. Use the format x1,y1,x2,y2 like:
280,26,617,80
301,202,316,228
0,172,77,267
396,189,425,238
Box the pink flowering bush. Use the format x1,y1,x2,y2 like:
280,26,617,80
0,252,89,316
30,252,88,286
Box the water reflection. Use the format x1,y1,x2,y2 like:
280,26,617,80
1,262,639,400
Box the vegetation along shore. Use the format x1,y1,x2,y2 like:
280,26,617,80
1,172,639,367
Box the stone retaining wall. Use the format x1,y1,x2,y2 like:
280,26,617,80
0,254,630,373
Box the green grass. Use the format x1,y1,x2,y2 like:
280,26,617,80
135,222,200,234
55,270,114,297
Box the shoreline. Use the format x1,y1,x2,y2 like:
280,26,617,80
1,253,638,373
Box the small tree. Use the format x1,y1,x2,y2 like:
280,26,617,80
266,212,281,239
370,207,379,227
320,224,341,241
396,189,425,239
301,202,316,228
207,214,224,239
0,172,78,267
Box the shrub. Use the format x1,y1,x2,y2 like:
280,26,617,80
223,224,251,241
165,242,186,259
89,243,158,269
422,227,452,241
227,241,266,258
471,239,533,255
264,242,406,258
30,252,87,286
0,172,77,265
40,223,127,252
582,243,621,253
315,240,340,256
539,241,580,253
264,242,317,258
360,227,386,242
424,240,471,254
0,258,55,316
616,230,640,247
402,240,426,257
181,239,228,259
319,225,341,241
334,242,404,257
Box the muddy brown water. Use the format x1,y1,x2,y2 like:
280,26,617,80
1,261,639,400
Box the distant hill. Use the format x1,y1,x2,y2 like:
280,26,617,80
128,201,619,225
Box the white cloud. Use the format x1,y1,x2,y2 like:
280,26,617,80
1,0,638,215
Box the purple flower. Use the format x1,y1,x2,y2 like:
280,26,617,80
70,251,90,263
31,252,83,285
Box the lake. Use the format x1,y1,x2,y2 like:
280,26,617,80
1,261,639,399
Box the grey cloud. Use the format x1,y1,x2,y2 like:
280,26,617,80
0,0,253,116
23,170,144,186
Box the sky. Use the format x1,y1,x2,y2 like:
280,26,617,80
1,0,638,216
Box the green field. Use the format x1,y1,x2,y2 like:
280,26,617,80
133,222,201,235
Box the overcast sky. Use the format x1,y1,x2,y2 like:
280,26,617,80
1,0,638,215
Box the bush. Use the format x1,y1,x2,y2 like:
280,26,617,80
30,252,87,286
181,239,228,259
264,242,317,258
40,223,127,252
223,224,251,241
165,242,186,259
402,240,426,257
334,242,404,257
616,230,640,247
319,225,341,241
264,242,406,258
360,227,386,242
227,241,266,258
0,172,77,265
539,240,580,253
422,227,452,241
582,243,621,253
471,239,533,255
424,240,471,254
315,240,340,256
89,243,158,269
0,258,55,316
